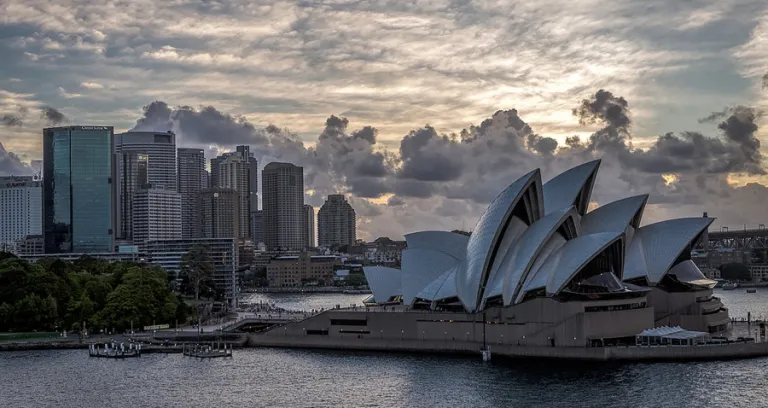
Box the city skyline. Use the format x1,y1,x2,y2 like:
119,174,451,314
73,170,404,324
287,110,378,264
1,1,768,241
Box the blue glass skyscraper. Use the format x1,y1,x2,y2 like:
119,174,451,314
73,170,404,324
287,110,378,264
43,126,116,253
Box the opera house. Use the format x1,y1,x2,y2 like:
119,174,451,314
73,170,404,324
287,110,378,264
359,160,730,347
255,160,734,354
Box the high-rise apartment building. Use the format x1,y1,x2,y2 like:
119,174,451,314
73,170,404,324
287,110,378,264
177,148,205,238
200,188,240,239
262,162,304,251
118,152,148,240
215,155,250,239
0,176,42,248
318,194,357,247
115,131,177,190
303,204,315,248
131,188,182,250
43,126,116,253
210,146,257,240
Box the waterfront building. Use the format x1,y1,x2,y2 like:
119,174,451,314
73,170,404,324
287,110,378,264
292,160,725,347
200,188,240,239
131,188,182,250
250,210,264,245
318,194,356,247
19,251,145,263
43,126,116,253
303,204,315,248
262,162,304,251
0,176,42,249
177,148,206,238
115,131,177,190
266,253,340,287
144,238,238,306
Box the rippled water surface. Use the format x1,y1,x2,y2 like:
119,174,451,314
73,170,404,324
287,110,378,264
4,292,768,408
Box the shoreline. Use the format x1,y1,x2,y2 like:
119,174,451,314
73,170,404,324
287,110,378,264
241,287,371,294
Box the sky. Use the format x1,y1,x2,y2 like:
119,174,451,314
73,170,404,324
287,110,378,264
1,0,767,240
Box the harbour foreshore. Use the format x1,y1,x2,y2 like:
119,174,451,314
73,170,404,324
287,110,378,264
247,333,768,361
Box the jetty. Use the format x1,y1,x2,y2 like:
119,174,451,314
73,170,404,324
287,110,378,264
89,342,141,358
182,343,234,359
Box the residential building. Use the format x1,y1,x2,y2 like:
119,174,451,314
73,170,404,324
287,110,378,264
177,148,205,238
43,126,116,253
235,145,259,216
266,253,340,287
211,149,255,240
131,188,182,250
144,238,238,306
262,162,304,250
200,188,240,239
1,176,42,249
318,194,356,247
303,204,315,248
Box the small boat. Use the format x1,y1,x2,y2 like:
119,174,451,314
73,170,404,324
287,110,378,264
723,282,739,290
89,342,141,358
747,288,757,293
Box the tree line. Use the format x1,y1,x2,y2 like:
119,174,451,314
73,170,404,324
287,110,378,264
0,248,218,333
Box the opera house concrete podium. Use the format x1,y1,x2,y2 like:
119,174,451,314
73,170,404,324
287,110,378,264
252,160,742,359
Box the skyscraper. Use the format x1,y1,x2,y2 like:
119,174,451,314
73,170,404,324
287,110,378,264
235,145,259,214
318,194,356,247
200,188,240,239
115,131,177,190
177,148,205,238
118,152,148,240
43,126,116,253
303,204,315,248
131,188,182,250
116,131,176,240
262,162,304,250
250,210,264,245
216,155,250,239
0,176,42,249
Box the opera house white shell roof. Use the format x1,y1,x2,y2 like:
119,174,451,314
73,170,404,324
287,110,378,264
364,159,715,312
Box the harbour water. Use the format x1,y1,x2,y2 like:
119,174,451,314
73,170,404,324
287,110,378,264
3,290,768,408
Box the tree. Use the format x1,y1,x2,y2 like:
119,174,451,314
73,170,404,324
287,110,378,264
720,262,751,281
345,273,368,287
180,245,214,302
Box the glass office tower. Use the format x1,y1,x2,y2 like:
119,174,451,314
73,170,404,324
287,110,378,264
43,126,115,253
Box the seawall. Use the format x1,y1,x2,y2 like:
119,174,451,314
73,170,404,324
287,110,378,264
247,334,768,361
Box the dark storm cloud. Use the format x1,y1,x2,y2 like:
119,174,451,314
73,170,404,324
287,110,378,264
1,106,27,127
0,141,31,176
387,196,405,207
132,101,173,132
40,106,68,125
763,72,768,89
398,126,464,182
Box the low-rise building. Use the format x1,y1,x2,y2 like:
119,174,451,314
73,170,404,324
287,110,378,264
145,238,238,306
267,253,340,287
20,251,144,263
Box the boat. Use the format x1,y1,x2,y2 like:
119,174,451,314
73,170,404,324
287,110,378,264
182,343,233,359
747,288,757,293
723,282,739,290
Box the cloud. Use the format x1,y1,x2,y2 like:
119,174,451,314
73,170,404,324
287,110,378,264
57,86,82,99
0,142,32,176
1,106,27,127
80,81,104,89
40,106,68,125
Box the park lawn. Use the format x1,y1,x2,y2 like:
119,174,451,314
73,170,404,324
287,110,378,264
0,332,60,342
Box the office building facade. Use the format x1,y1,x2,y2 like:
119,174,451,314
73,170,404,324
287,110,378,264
251,210,264,245
115,131,177,190
303,204,315,248
318,194,357,247
177,148,206,238
200,188,240,239
0,176,42,248
118,152,149,239
43,126,115,253
131,188,182,250
262,162,304,251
